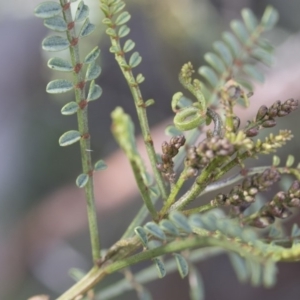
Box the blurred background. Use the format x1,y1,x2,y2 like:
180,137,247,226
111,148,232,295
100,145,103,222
1,0,300,299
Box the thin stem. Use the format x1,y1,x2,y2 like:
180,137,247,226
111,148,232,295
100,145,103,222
159,169,188,217
98,247,223,300
182,203,216,216
103,15,168,200
61,0,100,262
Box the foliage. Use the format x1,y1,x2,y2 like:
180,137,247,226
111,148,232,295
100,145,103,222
33,1,300,299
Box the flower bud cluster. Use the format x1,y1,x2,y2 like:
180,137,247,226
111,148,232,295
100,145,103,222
185,137,235,177
245,98,298,137
211,168,280,211
250,180,300,228
157,136,186,182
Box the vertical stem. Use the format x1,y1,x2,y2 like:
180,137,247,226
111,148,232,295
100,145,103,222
61,0,100,262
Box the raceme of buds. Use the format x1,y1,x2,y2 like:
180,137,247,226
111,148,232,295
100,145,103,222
185,137,235,177
249,180,300,228
157,135,186,182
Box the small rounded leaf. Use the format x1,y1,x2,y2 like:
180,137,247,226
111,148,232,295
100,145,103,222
174,253,189,278
46,79,73,93
44,16,67,32
87,80,102,101
80,19,95,37
76,173,89,188
134,226,148,247
42,36,69,52
242,8,258,32
198,66,218,87
144,222,166,240
61,102,79,115
153,257,166,278
59,130,81,146
286,155,295,168
129,52,142,68
159,219,180,236
204,52,226,74
136,73,145,84
243,64,264,82
86,62,101,81
47,57,73,72
123,39,135,53
169,211,192,233
94,160,107,171
115,11,131,26
213,41,233,67
230,20,249,43
84,47,101,64
118,25,130,37
75,1,89,22
111,1,125,14
261,6,279,31
34,1,62,19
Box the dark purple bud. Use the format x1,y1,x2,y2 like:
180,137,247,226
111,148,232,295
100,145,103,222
277,110,289,117
256,105,268,121
162,141,169,154
289,198,300,207
245,128,259,137
262,119,276,128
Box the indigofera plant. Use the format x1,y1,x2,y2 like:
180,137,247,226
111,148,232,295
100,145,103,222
33,1,300,299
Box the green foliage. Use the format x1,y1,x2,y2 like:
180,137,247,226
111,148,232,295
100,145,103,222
33,1,300,300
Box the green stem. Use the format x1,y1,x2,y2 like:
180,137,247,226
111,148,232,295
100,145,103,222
61,0,100,262
159,169,188,217
98,247,223,300
169,157,225,211
103,16,168,201
182,203,216,216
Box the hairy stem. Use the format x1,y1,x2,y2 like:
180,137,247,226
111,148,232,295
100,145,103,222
61,0,100,262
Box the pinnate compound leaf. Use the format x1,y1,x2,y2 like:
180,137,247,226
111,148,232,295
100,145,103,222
61,102,79,115
46,79,73,93
174,253,189,278
144,222,166,240
42,36,69,52
84,47,101,64
153,258,166,278
76,173,89,188
136,73,145,84
44,16,67,32
80,19,95,37
261,6,279,31
134,226,148,247
75,1,89,22
115,11,131,26
86,62,101,81
129,52,142,68
59,130,81,146
94,160,107,171
48,57,73,72
34,1,62,19
87,80,102,101
118,25,130,37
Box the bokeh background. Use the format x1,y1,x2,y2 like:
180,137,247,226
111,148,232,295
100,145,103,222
1,0,300,299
